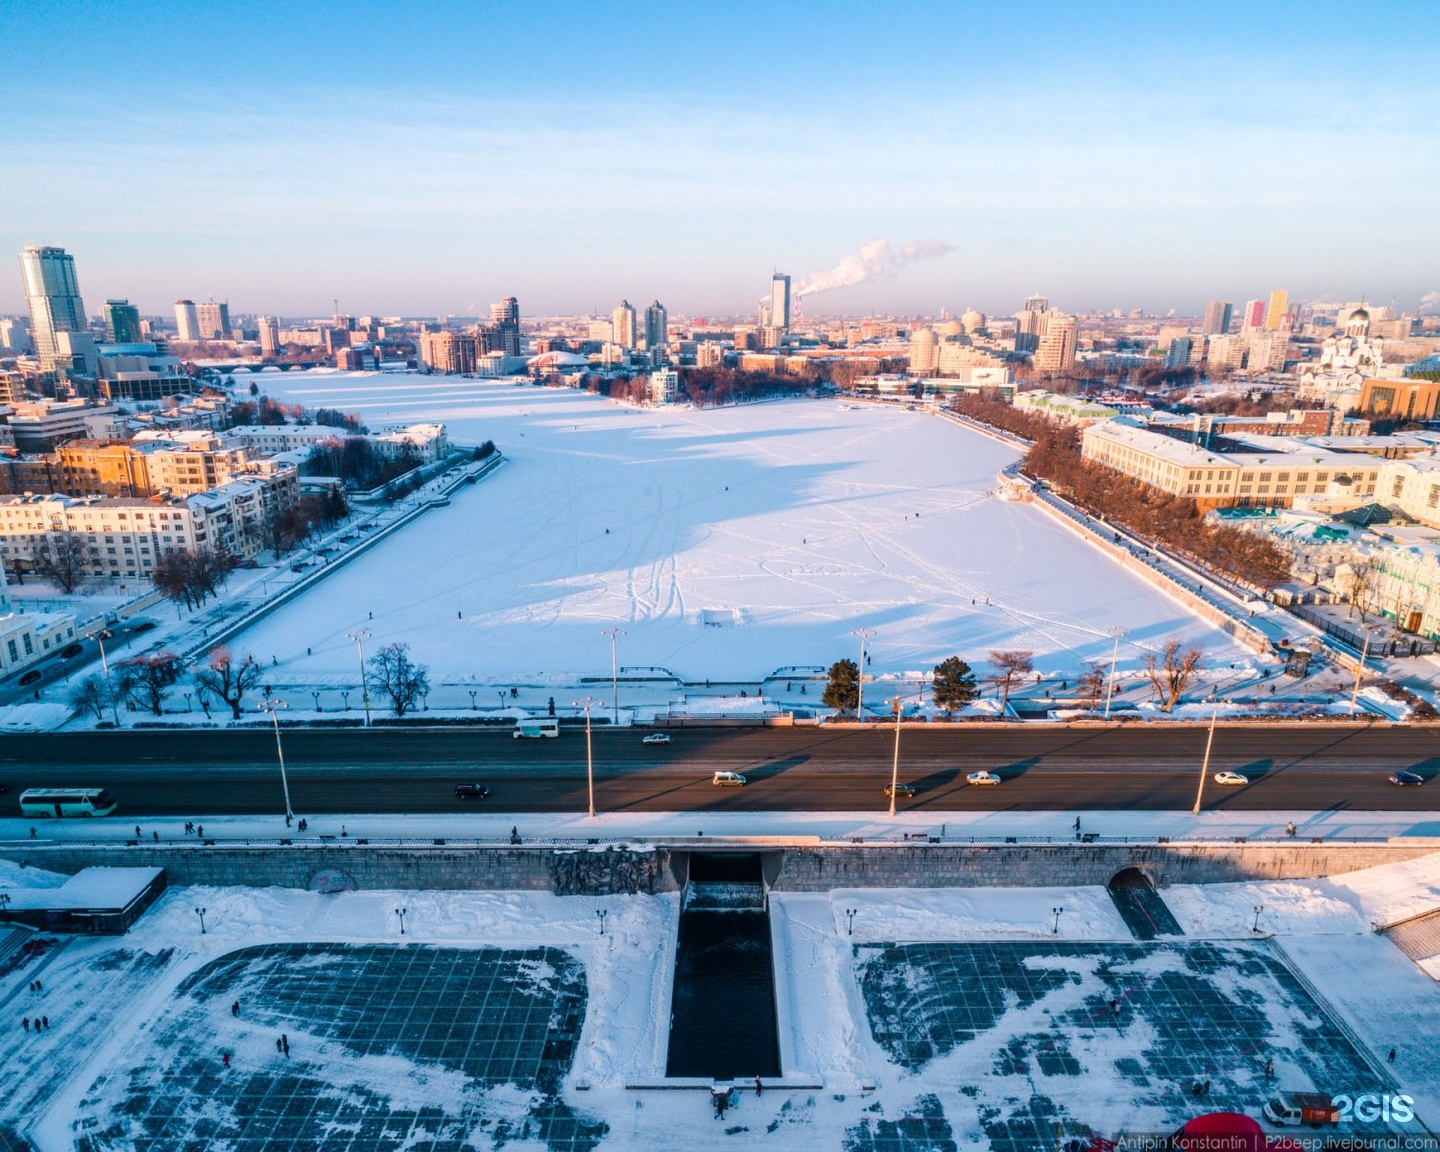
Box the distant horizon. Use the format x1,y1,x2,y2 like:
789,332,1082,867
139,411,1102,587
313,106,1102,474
3,1,1437,318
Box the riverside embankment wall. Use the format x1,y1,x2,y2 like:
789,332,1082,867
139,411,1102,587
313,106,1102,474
3,839,1435,895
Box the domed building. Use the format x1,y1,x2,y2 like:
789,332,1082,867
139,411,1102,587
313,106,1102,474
1344,307,1371,339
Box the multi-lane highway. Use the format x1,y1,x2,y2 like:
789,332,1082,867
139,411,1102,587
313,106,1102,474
2,724,1438,815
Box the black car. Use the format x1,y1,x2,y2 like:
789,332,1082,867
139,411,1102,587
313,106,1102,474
59,642,84,658
454,783,490,799
884,783,916,797
1389,771,1424,787
18,669,41,686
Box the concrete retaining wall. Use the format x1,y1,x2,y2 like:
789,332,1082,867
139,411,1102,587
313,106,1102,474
769,842,1440,891
4,840,1434,895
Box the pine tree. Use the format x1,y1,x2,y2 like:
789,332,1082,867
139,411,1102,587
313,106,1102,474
931,657,978,715
822,659,860,713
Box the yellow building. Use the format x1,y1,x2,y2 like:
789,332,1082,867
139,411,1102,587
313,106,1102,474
1080,422,1380,512
1356,377,1440,423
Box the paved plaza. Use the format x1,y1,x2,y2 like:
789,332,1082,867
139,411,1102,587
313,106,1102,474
854,940,1400,1151
71,944,605,1152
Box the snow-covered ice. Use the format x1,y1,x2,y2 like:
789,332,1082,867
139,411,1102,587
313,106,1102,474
231,375,1249,684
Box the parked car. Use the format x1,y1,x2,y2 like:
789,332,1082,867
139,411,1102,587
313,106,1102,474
884,783,915,797
453,783,490,799
966,771,1001,786
1213,771,1249,786
18,669,41,686
712,771,747,787
1263,1092,1339,1127
59,642,83,659
1389,771,1424,786
642,733,671,745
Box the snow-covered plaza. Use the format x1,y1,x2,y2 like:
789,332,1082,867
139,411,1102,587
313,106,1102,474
3,838,1440,1152
234,374,1250,689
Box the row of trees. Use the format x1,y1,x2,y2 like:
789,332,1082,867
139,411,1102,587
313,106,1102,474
72,642,431,722
953,394,1292,591
302,437,422,491
821,637,1205,717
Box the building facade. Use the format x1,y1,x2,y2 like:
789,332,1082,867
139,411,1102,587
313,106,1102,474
19,245,87,376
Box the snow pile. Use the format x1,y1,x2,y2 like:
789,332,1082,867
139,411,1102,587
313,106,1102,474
0,702,72,731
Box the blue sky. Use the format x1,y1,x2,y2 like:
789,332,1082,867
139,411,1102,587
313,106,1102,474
2,0,1437,319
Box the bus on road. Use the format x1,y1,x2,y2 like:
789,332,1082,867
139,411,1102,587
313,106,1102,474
513,717,559,739
18,788,118,818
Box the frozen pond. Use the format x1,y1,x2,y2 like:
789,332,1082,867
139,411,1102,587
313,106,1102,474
235,373,1247,683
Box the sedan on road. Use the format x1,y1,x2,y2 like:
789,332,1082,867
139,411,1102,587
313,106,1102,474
966,771,1002,786
453,783,490,799
712,771,747,787
1389,771,1425,787
884,782,915,798
1213,771,1249,786
642,733,671,745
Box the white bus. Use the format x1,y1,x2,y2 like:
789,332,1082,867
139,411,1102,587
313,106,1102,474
18,788,119,818
513,717,559,739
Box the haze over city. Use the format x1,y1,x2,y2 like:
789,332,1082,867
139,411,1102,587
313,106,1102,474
2,0,1438,318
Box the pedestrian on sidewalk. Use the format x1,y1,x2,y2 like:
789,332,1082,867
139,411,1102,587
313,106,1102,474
42,1017,48,1030
276,1037,283,1053
232,1001,240,1017
282,1034,289,1056
153,831,159,842
222,1052,230,1068
197,825,203,838
1286,822,1296,837
34,980,40,992
1389,1048,1396,1063
22,1018,28,1033
754,1076,763,1097
1265,1058,1273,1077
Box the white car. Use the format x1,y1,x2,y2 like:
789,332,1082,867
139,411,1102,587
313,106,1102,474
642,733,671,745
1213,771,1249,786
966,771,1001,787
712,771,747,787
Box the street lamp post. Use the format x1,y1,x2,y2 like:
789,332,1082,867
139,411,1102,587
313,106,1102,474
194,906,208,934
596,908,608,935
341,690,350,712
574,697,600,818
601,628,625,726
311,691,320,712
845,908,857,936
347,628,372,727
1251,905,1264,933
259,697,295,827
1052,907,1063,935
888,695,904,817
469,690,477,711
852,627,874,720
1349,633,1372,717
1103,626,1128,720
95,628,120,724
396,907,408,936
1192,697,1222,816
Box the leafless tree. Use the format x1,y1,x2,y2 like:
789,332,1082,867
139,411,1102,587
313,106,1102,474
987,650,1034,715
1145,637,1204,713
367,642,430,717
1077,663,1107,709
193,647,262,720
117,651,181,716
71,675,110,722
1344,559,1373,621
31,532,94,593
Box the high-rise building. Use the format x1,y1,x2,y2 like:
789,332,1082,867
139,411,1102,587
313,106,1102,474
418,331,478,375
770,274,791,331
1202,301,1233,335
195,301,231,341
174,300,199,342
908,328,940,375
1033,315,1077,374
1246,330,1289,372
19,245,87,374
1166,337,1193,369
258,316,280,356
612,300,637,349
102,299,143,344
1015,294,1050,353
488,297,521,356
1241,299,1267,330
0,318,31,354
1265,290,1288,331
644,301,668,350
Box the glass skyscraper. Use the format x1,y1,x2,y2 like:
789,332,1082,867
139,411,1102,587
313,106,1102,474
19,244,87,372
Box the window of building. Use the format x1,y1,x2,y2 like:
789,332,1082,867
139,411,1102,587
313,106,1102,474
1394,478,1407,498
22,634,33,654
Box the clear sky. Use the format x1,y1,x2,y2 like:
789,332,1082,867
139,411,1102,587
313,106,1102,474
2,0,1437,320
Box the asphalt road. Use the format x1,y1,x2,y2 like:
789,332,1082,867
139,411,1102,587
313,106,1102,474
2,724,1438,816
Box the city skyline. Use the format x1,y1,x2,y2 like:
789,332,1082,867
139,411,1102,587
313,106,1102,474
2,0,1438,317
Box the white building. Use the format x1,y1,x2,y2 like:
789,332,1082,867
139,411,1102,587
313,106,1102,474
0,610,78,674
648,367,679,405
